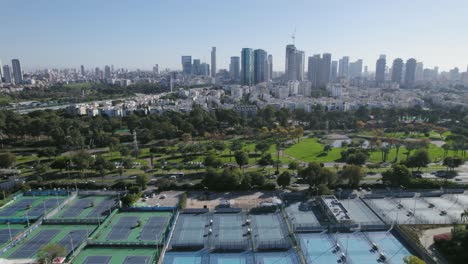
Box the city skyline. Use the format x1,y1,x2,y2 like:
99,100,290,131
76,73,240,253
1,0,467,71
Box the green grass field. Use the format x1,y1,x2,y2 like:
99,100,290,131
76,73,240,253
72,247,158,264
3,224,96,259
93,211,172,243
284,138,342,162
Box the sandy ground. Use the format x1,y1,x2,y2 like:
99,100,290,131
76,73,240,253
186,191,280,210
419,226,452,264
419,226,452,249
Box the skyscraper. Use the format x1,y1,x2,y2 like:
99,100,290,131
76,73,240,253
405,58,417,86
153,64,159,75
349,59,363,79
285,44,297,81
331,61,338,81
0,59,3,82
307,54,321,87
229,56,240,81
254,49,268,84
296,50,305,81
391,58,404,84
318,53,332,87
375,55,386,83
415,62,423,81
211,47,216,77
2,65,12,84
181,56,192,76
80,65,85,76
268,55,273,81
338,56,349,78
192,59,201,75
241,48,254,86
104,65,111,79
11,59,23,84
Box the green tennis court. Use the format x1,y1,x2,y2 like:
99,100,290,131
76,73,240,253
73,247,159,264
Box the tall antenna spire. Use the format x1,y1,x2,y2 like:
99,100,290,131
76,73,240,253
291,27,296,45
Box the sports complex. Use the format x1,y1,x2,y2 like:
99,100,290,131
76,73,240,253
0,188,466,263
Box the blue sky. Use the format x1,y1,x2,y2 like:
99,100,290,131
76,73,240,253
1,0,467,72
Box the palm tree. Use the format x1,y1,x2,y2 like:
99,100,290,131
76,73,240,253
461,210,468,223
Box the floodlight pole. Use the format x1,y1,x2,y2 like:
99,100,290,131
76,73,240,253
69,233,75,256
7,222,12,242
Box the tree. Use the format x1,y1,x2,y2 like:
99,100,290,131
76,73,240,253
382,164,411,187
37,243,66,264
299,162,323,187
288,161,299,170
346,152,368,166
257,153,274,166
234,151,249,172
204,154,223,168
443,156,463,171
212,141,226,153
277,171,291,188
403,255,425,264
181,133,192,143
340,165,364,187
249,171,265,186
405,149,430,171
323,144,333,153
255,141,270,156
136,174,149,189
72,150,94,178
0,152,16,168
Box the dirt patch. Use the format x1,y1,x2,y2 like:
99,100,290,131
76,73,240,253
186,191,280,210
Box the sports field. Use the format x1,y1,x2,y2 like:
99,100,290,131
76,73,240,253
73,247,158,264
212,213,249,250
171,213,209,249
93,211,171,244
3,224,96,259
0,196,65,219
0,224,26,248
251,213,290,250
53,195,117,219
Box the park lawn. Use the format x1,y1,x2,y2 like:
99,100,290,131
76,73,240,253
368,147,408,163
284,138,342,163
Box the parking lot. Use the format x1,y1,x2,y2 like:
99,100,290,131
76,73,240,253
137,191,182,207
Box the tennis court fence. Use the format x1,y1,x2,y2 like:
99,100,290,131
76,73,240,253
42,218,104,225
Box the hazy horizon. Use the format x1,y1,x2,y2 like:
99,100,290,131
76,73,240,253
1,0,467,72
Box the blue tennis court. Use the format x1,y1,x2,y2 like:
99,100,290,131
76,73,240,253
57,230,89,253
87,199,116,217
212,213,249,250
0,199,35,217
140,216,170,241
27,198,65,217
210,253,253,264
336,232,378,264
298,233,339,264
251,214,289,250
254,251,300,264
106,216,138,240
61,198,94,217
83,256,111,264
123,256,151,264
366,231,411,264
9,229,60,258
0,228,23,245
164,252,207,264
171,214,208,249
